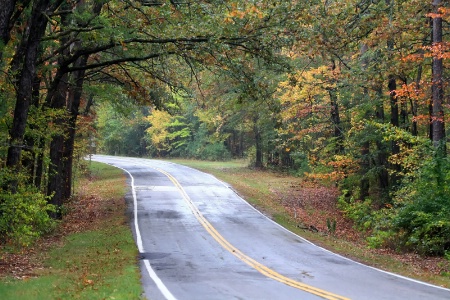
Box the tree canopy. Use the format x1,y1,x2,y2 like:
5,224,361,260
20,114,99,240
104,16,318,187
1,0,449,255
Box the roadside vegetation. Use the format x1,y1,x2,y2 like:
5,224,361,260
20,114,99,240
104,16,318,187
0,162,143,299
170,158,450,289
1,0,450,295
1,157,448,298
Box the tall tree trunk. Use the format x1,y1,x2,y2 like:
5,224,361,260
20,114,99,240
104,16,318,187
388,75,399,129
62,55,88,200
388,75,401,185
375,87,389,200
431,0,445,150
386,0,400,164
46,9,71,217
47,74,69,218
253,117,263,168
400,98,408,130
359,44,370,198
47,0,102,209
5,0,53,192
329,60,344,154
411,64,422,136
254,130,263,168
22,73,42,185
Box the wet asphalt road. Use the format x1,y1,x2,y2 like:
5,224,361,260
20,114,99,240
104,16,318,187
92,155,450,300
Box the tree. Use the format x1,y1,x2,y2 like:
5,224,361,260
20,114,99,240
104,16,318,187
431,0,445,149
6,0,64,191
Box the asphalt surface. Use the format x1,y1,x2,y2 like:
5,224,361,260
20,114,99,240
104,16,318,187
92,155,450,300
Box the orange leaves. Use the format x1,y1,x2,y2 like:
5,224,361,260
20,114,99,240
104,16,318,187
423,42,450,60
426,7,450,20
394,81,429,103
400,53,423,63
225,3,264,23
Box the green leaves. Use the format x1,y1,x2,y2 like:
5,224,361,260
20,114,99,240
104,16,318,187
0,183,56,247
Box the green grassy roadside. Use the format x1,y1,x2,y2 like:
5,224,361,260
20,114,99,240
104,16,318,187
169,158,450,289
0,162,143,300
2,157,447,299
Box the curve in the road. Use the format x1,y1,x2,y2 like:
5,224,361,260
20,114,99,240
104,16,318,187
155,167,349,300
93,155,450,300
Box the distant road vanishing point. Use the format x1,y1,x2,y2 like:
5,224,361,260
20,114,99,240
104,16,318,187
92,155,450,300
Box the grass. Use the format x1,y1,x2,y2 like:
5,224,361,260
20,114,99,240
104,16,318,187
3,157,447,298
0,161,143,300
169,158,450,289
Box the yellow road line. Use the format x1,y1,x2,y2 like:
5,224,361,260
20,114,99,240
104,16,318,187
155,167,350,300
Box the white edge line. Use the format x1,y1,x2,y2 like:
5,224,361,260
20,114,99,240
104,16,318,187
101,162,178,300
173,162,450,293
92,156,450,292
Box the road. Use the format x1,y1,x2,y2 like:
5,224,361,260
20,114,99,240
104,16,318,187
92,155,450,300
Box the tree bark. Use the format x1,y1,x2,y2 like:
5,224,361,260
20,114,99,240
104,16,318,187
253,118,263,168
47,73,69,218
359,43,370,199
375,87,389,200
254,130,263,168
411,64,422,136
21,73,42,185
5,0,55,192
431,0,445,150
328,60,344,154
47,0,103,208
46,7,71,217
62,55,88,200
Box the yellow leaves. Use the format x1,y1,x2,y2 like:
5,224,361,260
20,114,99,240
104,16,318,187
146,110,172,152
277,66,338,126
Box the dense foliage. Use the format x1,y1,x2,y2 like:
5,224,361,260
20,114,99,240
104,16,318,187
0,0,449,256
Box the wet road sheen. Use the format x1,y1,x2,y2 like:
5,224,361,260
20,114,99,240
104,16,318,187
92,155,450,300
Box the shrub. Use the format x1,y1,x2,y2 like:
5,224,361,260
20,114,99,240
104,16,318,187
369,145,450,255
200,143,232,161
0,186,56,247
337,191,375,232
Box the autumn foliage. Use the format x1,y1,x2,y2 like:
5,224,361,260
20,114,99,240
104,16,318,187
0,0,449,257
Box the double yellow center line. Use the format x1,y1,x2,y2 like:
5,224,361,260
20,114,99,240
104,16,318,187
155,167,350,300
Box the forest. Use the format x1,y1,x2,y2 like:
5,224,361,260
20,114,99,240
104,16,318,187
0,0,449,257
